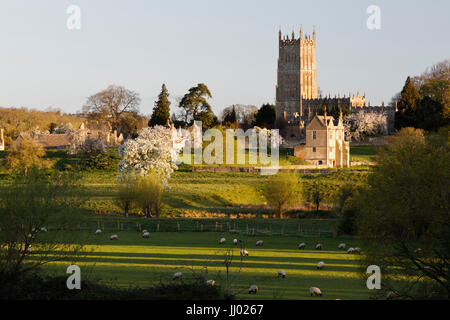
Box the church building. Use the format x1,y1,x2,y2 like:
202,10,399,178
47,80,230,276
276,27,367,138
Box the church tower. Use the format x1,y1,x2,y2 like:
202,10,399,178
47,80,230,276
276,27,318,121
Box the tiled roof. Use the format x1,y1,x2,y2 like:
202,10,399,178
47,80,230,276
37,134,71,148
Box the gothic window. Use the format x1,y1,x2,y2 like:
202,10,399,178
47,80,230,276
313,147,316,153
313,131,316,140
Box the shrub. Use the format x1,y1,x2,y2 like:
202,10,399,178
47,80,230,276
116,173,137,217
0,272,223,300
135,172,164,218
4,134,50,175
83,152,120,171
262,171,302,218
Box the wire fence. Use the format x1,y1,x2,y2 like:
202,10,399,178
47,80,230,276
73,219,336,238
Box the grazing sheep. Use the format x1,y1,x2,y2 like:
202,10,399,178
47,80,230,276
347,247,355,254
354,247,361,254
142,232,150,238
173,272,182,280
248,285,258,294
206,280,215,286
338,243,346,249
310,287,322,297
240,249,249,256
277,270,286,278
298,243,306,249
95,229,102,235
256,240,264,246
315,243,322,250
219,237,226,244
40,227,47,233
317,261,325,270
233,239,238,245
142,229,148,233
110,234,118,240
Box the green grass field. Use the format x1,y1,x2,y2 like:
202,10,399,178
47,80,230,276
0,146,377,299
350,145,381,162
39,231,370,300
76,170,368,216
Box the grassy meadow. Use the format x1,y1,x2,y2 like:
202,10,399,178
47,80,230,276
38,231,370,300
0,145,376,299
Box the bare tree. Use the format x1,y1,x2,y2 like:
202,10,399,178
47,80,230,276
82,85,141,132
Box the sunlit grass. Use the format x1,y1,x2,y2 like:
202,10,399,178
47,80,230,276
33,231,373,300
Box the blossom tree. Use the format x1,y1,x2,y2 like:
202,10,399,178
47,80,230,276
67,129,87,154
343,111,388,141
67,129,105,155
117,125,182,187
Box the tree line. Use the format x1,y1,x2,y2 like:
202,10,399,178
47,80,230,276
394,59,449,131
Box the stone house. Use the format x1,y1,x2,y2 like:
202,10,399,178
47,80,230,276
0,129,5,151
304,111,349,167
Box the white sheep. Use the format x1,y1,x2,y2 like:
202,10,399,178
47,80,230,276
40,227,47,233
338,243,346,249
142,229,148,234
354,247,361,254
310,287,322,297
347,247,355,254
95,229,102,235
206,280,215,286
248,285,258,294
317,261,325,270
277,270,286,278
240,249,249,256
142,232,150,238
219,237,226,244
298,243,306,249
256,240,264,246
173,272,182,280
110,234,118,240
315,243,322,250
233,239,238,245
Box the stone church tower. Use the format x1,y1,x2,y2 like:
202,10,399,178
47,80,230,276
276,27,318,120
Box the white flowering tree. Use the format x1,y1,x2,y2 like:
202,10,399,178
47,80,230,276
117,125,182,187
67,129,105,155
67,129,87,154
344,111,388,141
80,136,106,154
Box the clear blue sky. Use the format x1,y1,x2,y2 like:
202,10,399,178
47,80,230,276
0,0,449,117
